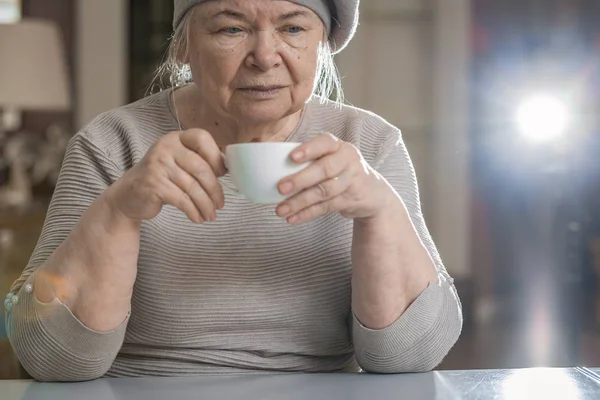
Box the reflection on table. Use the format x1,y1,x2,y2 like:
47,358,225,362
3,367,600,400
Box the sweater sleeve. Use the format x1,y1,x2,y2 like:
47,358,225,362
4,132,129,382
351,126,463,373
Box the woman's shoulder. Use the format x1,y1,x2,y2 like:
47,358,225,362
74,90,177,163
82,90,175,137
305,97,403,164
307,97,401,139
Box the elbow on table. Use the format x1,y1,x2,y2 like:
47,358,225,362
356,327,462,374
355,287,463,374
20,362,109,383
6,279,127,382
9,336,114,382
7,304,118,382
356,343,455,374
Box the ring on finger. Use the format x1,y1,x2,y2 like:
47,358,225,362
317,177,339,196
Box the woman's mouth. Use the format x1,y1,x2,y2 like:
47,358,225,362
238,86,285,98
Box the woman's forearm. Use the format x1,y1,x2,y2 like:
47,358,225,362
351,194,438,330
34,187,141,332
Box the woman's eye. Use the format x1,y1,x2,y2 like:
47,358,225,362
285,26,304,34
221,27,243,35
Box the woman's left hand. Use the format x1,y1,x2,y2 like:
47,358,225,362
276,133,397,224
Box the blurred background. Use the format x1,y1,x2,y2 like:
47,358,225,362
1,0,600,379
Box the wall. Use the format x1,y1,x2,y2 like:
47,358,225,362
76,0,128,129
336,0,472,278
336,0,434,211
431,0,471,279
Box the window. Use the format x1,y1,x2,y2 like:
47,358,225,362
0,0,20,23
128,0,173,101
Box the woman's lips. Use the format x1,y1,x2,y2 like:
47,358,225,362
238,86,285,98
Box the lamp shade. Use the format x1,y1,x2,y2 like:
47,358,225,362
0,19,71,110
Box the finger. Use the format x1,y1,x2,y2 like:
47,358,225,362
279,151,348,195
173,146,225,209
286,196,344,225
276,174,347,218
289,133,342,164
180,129,227,176
161,179,204,224
164,159,217,221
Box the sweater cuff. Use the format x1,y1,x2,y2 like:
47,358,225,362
6,274,129,377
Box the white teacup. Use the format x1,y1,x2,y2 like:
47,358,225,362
225,142,310,204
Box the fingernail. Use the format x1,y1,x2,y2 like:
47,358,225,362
291,151,304,162
278,205,290,217
280,181,293,194
288,215,299,224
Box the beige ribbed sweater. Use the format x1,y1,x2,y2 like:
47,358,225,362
5,90,462,381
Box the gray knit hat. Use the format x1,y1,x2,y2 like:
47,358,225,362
173,0,359,54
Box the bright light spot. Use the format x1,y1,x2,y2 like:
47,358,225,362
502,369,581,400
516,95,569,141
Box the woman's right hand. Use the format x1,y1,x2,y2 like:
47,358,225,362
106,128,227,223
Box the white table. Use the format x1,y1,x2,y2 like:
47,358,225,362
3,367,600,399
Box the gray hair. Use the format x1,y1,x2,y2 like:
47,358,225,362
149,10,344,105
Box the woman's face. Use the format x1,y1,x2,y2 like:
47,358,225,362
185,0,326,124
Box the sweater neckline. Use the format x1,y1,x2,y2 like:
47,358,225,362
162,86,312,144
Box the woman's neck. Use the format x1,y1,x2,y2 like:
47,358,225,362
173,85,303,148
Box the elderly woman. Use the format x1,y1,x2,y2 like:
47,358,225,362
5,0,461,381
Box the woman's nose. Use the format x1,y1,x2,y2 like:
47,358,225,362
246,30,282,71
